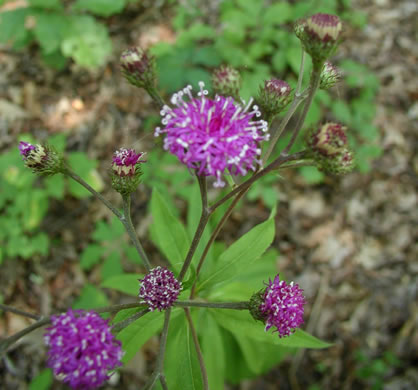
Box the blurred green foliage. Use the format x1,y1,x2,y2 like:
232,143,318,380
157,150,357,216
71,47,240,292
0,0,140,68
354,350,402,390
0,134,102,264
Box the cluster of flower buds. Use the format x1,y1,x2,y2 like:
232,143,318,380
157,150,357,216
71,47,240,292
19,141,64,175
120,47,157,90
295,13,342,67
138,266,182,311
306,122,355,175
44,310,123,389
257,79,292,119
250,275,306,338
111,148,146,195
320,61,341,90
212,65,242,99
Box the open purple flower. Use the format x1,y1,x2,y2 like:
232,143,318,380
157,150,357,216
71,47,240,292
112,148,146,177
44,310,123,389
259,275,306,338
139,266,182,311
155,82,269,187
19,141,36,158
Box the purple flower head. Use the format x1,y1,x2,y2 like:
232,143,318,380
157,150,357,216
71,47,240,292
112,148,146,177
44,310,123,389
306,13,342,42
259,275,306,337
155,82,269,187
139,266,182,311
19,141,36,158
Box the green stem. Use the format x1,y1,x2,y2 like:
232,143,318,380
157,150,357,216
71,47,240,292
0,304,40,321
190,188,247,298
282,67,322,155
146,86,165,109
184,308,209,390
178,176,209,282
210,151,307,213
176,300,249,310
65,168,123,219
122,194,152,271
143,309,171,390
111,308,149,333
263,49,307,163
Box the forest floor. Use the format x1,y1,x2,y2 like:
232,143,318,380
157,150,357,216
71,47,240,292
0,0,417,389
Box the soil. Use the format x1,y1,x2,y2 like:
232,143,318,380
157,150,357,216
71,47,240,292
0,0,417,389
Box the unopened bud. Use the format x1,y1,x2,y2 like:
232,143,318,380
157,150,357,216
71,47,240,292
320,62,341,90
19,141,64,175
295,13,342,67
306,123,355,175
120,47,156,89
257,79,292,118
111,148,146,195
212,65,241,98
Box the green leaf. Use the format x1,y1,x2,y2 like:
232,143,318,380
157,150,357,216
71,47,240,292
72,0,126,17
101,273,144,296
117,310,165,363
101,251,123,280
299,166,325,184
44,175,65,199
198,216,275,292
331,100,352,123
33,12,68,54
262,2,292,25
164,313,204,390
31,233,49,255
150,189,190,270
80,244,103,270
191,46,221,67
73,284,109,310
29,368,53,390
92,217,125,242
213,310,331,349
200,311,225,390
0,9,28,46
61,15,112,68
23,190,49,231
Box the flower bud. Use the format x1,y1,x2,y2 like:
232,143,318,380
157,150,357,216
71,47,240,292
295,13,342,67
111,148,146,195
139,266,182,311
257,79,292,118
212,65,241,99
250,275,306,338
319,61,341,90
19,141,64,175
120,47,156,89
306,123,355,175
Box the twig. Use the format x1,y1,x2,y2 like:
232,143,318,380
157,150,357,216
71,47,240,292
65,168,123,219
143,309,171,390
122,194,152,271
263,48,307,163
190,187,248,298
178,176,209,282
0,304,40,321
210,151,307,213
282,67,322,156
176,300,249,310
184,308,209,390
111,308,149,333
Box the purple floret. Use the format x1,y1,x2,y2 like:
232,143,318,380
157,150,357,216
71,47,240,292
259,275,306,338
112,148,146,176
44,310,123,389
19,141,36,158
155,82,269,187
139,266,182,311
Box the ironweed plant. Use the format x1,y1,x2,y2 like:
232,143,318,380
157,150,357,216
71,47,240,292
1,13,356,390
